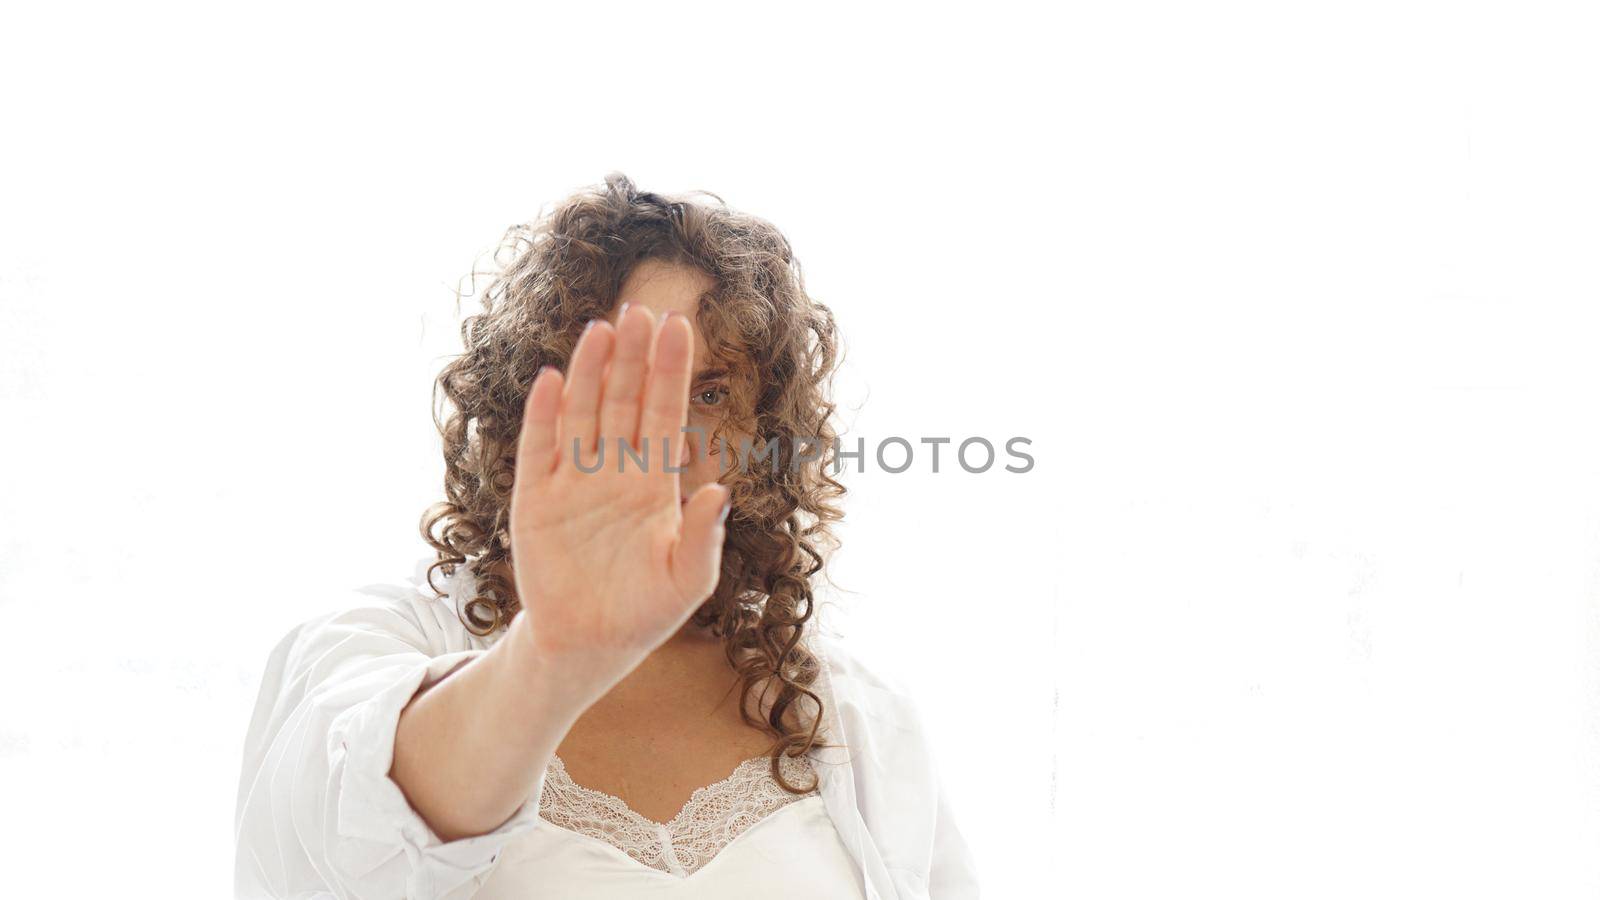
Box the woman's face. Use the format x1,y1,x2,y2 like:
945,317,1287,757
606,258,742,505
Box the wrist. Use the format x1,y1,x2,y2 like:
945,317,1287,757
496,610,606,716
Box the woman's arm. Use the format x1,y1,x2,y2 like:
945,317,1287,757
389,609,594,842
233,599,557,900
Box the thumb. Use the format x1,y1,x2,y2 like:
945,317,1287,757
670,483,732,603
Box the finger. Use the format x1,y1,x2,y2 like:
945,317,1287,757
638,312,694,482
557,319,616,471
515,364,564,483
599,303,654,457
669,482,731,606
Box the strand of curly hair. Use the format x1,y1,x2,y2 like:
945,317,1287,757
417,172,850,794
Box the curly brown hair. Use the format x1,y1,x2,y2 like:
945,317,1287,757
417,172,848,794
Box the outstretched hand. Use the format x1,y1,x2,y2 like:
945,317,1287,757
506,304,732,695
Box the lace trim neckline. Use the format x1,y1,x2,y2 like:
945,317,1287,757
544,751,815,829
538,751,820,877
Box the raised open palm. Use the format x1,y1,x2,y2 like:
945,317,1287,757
506,304,731,693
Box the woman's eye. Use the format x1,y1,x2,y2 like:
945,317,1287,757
694,386,728,407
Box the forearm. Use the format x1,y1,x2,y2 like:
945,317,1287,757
389,614,596,842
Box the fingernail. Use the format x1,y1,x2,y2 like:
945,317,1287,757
619,302,631,319
718,497,732,524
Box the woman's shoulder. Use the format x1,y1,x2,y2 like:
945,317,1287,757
272,557,494,666
806,627,929,736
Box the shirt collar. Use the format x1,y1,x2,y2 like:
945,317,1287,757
807,635,900,900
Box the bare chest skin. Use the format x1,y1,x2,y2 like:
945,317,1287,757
551,637,781,824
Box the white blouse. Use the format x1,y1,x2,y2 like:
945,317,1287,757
233,557,981,899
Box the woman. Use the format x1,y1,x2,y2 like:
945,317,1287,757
233,174,980,899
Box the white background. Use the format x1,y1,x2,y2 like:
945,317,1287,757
2,2,1597,897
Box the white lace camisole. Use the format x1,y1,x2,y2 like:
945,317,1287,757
471,748,869,899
